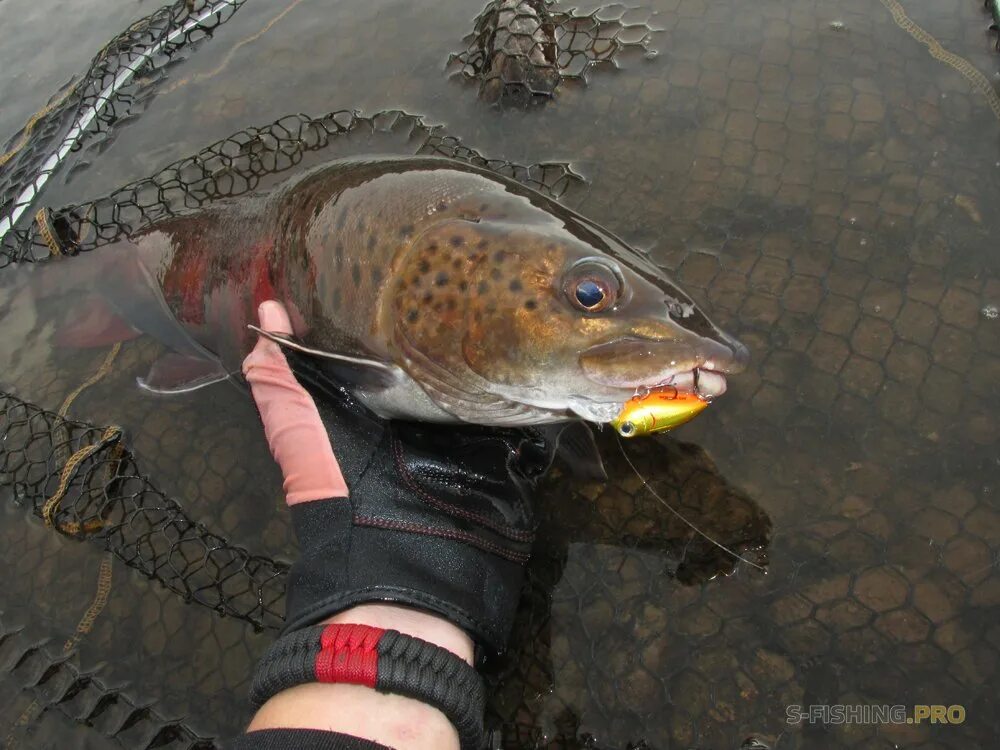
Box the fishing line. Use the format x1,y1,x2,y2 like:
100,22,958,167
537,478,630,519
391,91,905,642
615,434,766,572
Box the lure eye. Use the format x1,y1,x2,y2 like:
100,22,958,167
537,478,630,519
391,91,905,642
564,261,620,313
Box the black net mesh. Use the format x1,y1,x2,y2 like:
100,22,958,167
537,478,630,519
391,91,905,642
0,390,287,632
1,109,583,267
0,613,215,749
449,0,660,106
0,0,248,249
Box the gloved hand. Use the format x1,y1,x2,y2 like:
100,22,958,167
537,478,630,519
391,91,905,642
242,301,551,654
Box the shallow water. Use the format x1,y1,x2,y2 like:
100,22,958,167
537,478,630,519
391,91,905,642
1,0,998,748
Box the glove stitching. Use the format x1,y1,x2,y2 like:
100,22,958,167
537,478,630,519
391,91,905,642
353,513,530,563
391,436,534,543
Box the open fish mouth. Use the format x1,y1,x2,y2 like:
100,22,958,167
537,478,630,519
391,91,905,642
567,367,727,424
567,336,748,423
655,367,728,399
578,338,746,395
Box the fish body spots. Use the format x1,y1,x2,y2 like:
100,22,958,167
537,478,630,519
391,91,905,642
367,235,377,250
372,268,383,285
509,279,523,292
352,263,362,286
435,272,450,287
399,224,414,238
524,299,538,310
450,236,464,247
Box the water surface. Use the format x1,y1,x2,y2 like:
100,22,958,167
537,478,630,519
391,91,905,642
1,0,998,748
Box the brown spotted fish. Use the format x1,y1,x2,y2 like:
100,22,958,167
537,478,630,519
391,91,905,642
50,157,748,427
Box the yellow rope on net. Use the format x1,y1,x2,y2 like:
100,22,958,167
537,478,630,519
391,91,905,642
44,343,124,531
63,552,114,652
878,0,1000,120
57,342,122,418
42,425,122,528
34,208,65,257
0,77,80,168
3,343,124,748
4,551,115,749
162,0,306,96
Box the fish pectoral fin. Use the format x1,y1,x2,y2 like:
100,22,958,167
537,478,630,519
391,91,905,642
137,353,230,395
246,325,400,391
535,421,608,482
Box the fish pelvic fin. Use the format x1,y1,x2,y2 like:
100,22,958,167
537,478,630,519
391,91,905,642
137,353,231,395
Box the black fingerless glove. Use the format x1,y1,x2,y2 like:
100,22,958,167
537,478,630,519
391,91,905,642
281,353,552,654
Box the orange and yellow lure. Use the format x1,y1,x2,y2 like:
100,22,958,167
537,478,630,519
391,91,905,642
611,387,709,438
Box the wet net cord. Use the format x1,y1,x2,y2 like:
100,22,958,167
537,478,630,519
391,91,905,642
0,0,249,247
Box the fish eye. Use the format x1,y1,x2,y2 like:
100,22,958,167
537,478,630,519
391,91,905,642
564,261,620,313
575,280,605,309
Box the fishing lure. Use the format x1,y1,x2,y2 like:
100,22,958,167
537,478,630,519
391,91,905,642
611,387,709,438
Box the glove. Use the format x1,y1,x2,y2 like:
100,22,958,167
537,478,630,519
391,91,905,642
242,301,551,654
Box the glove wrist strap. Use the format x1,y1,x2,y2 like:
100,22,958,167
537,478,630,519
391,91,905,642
250,623,485,750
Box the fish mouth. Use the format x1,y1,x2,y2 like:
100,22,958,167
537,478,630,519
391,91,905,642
567,368,728,424
572,336,749,422
652,367,729,398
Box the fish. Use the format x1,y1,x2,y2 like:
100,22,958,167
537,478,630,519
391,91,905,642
42,156,749,429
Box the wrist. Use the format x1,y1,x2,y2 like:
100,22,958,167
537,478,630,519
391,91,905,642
323,603,475,666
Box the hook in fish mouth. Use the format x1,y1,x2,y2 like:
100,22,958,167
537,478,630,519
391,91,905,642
654,367,728,399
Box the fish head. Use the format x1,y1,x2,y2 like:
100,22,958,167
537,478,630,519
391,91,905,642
390,209,748,426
